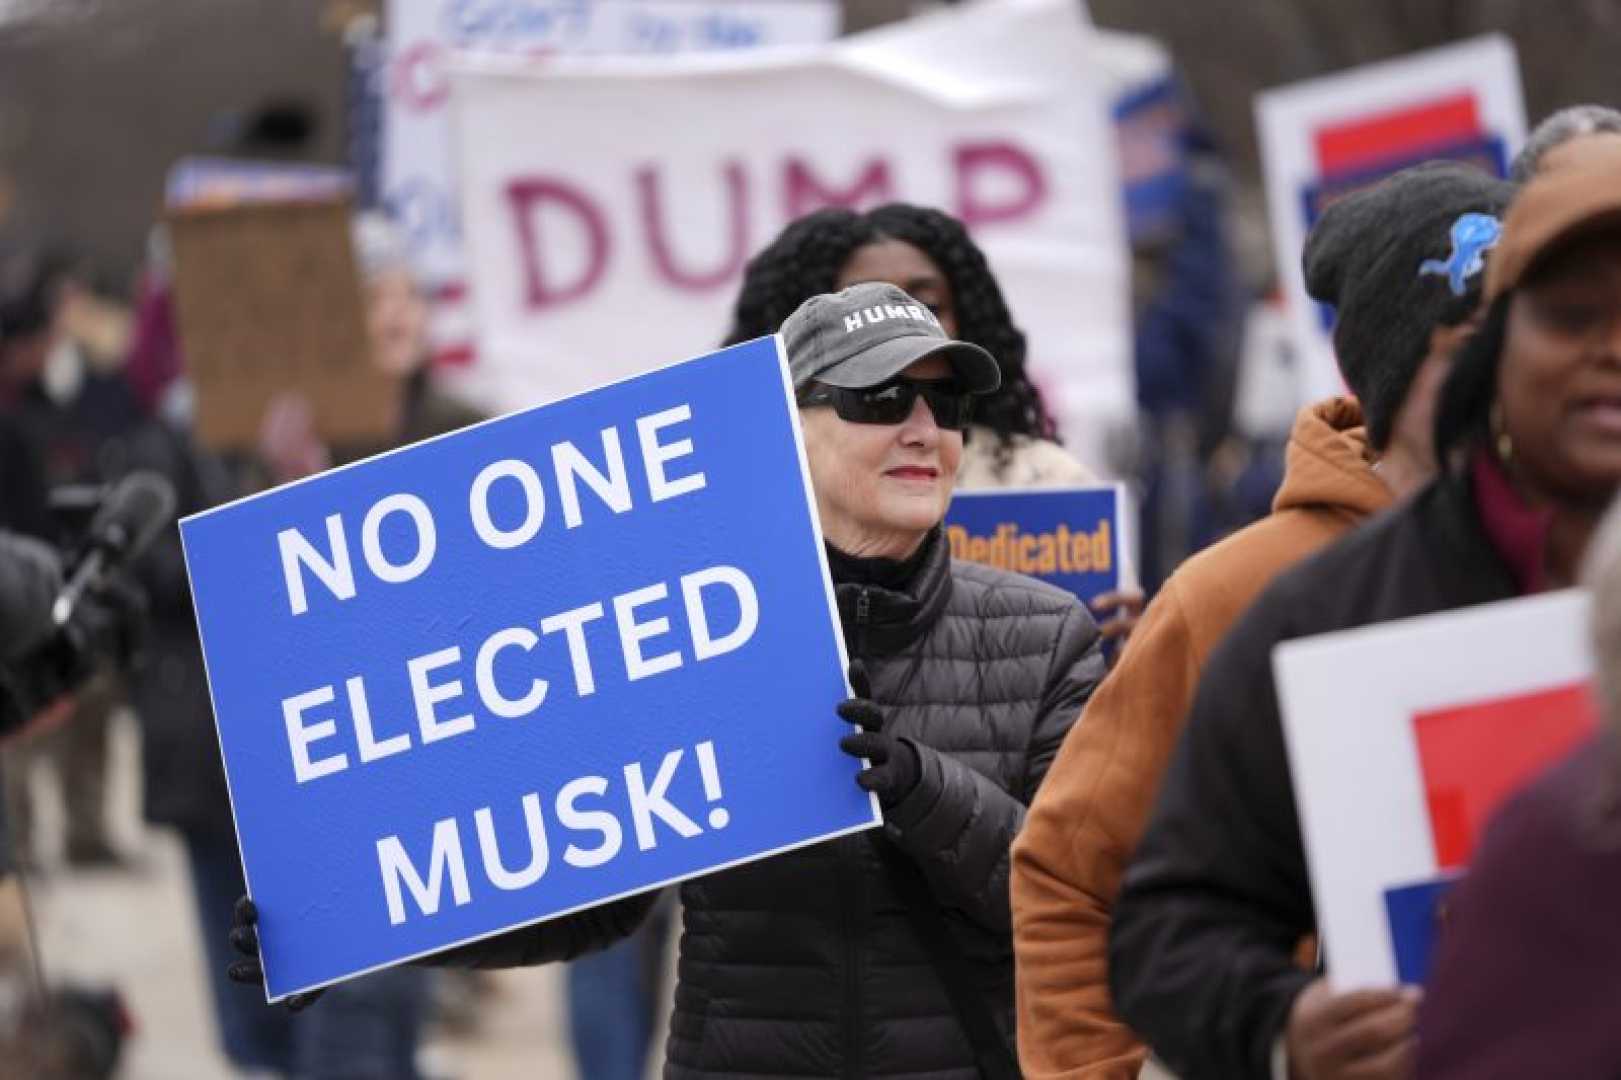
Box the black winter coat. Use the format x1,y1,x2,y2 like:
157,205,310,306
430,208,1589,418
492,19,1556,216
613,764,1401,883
123,420,238,834
439,530,1105,1078
1108,472,1522,1080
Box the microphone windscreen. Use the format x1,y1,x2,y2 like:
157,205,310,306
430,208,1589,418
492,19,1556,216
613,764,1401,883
90,471,178,561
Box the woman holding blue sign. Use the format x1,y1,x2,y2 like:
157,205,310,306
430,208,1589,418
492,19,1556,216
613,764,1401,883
231,280,1106,1079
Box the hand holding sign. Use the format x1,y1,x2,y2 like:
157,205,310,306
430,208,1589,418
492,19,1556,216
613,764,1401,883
1285,979,1421,1080
227,897,325,1012
836,661,922,807
1089,588,1144,646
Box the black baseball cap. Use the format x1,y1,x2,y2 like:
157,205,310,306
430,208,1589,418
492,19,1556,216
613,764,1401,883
781,282,1001,394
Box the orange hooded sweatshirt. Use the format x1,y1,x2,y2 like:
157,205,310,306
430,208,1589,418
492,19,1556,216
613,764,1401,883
1011,398,1393,1079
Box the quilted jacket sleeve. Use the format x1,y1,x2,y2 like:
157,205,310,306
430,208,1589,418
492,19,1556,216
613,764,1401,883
887,604,1105,933
420,889,659,969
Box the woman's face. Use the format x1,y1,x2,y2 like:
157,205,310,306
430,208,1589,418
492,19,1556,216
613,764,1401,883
800,355,963,560
1499,228,1621,506
366,269,430,378
836,240,958,336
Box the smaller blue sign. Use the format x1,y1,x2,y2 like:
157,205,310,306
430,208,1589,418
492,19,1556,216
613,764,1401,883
1383,872,1462,985
943,486,1134,607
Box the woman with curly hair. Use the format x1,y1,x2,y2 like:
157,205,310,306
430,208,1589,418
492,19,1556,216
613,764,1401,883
725,203,1096,487
725,203,1141,639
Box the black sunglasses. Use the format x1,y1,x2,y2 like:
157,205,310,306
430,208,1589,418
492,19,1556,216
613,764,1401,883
798,377,974,431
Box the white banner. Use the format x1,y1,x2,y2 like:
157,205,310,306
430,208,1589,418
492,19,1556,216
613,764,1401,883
383,0,839,363
1256,35,1525,408
1274,590,1594,989
448,0,1130,466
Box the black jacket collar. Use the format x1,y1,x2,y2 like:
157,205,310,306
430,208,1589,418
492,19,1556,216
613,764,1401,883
830,528,953,657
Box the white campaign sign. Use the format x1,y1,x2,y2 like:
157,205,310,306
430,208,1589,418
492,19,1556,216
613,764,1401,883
447,0,1130,468
1273,590,1591,989
383,0,839,361
1256,35,1525,408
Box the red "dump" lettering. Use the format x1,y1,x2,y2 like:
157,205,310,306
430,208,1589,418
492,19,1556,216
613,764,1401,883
505,141,1049,311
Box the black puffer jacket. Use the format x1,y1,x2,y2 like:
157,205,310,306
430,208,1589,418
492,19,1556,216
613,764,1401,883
440,529,1105,1078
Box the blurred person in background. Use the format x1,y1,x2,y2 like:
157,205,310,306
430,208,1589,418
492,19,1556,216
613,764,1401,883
114,301,280,1075
1417,493,1621,1077
0,253,150,1076
1107,135,1621,1080
1011,162,1512,1079
561,890,673,1080
255,213,482,486
142,211,466,1079
0,241,143,872
725,202,1144,644
1509,103,1621,181
248,211,475,1079
0,528,140,1080
1124,107,1247,591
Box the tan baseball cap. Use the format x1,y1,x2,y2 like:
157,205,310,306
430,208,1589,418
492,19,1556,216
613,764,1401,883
1486,136,1621,302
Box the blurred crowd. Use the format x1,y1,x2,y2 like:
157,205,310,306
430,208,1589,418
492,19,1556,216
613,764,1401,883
4,4,1621,1080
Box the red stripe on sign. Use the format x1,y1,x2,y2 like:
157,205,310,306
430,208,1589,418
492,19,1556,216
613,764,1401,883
434,280,468,304
432,344,476,368
1315,93,1481,174
1412,681,1596,870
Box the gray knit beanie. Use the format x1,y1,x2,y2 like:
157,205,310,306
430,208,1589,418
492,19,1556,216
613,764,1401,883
1303,161,1514,449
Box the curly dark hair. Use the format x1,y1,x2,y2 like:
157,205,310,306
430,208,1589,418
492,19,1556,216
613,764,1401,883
722,203,1058,445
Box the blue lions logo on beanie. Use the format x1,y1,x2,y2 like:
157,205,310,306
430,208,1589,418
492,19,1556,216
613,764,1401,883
1418,212,1503,296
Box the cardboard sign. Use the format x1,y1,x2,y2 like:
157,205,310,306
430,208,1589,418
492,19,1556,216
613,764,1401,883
1274,590,1594,989
944,486,1135,607
446,0,1130,474
180,336,874,999
1256,35,1526,408
167,199,403,451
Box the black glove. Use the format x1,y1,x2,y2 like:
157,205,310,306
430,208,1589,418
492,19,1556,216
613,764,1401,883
227,895,325,1011
837,660,923,808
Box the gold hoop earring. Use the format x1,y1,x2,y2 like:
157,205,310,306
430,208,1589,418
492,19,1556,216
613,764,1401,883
1490,402,1513,464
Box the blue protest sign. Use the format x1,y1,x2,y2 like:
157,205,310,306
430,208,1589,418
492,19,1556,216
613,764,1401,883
943,486,1135,606
181,337,875,999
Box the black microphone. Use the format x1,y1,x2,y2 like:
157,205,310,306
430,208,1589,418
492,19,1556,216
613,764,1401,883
52,472,176,627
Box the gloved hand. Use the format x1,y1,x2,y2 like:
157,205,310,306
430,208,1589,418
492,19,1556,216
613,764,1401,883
837,660,923,808
227,895,325,1011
